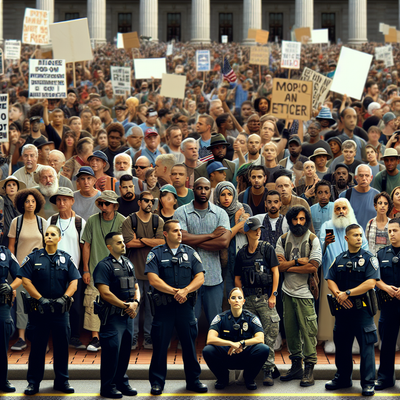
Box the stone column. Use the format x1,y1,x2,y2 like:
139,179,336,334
140,0,158,42
87,0,106,44
295,0,313,29
36,0,54,23
242,0,261,45
0,0,3,45
191,0,210,44
348,0,367,44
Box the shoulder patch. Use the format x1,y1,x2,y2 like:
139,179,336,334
252,316,263,328
146,252,156,264
21,256,29,267
211,314,221,325
193,251,202,263
370,256,379,271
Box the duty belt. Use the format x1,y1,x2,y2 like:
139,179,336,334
243,287,269,298
376,289,399,309
0,293,12,306
327,289,378,317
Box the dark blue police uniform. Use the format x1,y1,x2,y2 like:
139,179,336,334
202,309,270,385
18,249,80,389
144,243,204,390
0,247,19,391
93,254,137,394
326,248,380,389
375,244,400,388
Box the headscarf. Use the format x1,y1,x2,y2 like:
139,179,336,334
213,181,243,217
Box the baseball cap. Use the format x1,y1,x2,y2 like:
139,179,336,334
144,128,158,138
288,135,301,146
76,166,95,178
206,161,228,175
243,217,265,233
160,184,177,196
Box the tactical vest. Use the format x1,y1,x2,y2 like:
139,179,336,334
377,245,400,288
108,256,136,300
218,310,256,342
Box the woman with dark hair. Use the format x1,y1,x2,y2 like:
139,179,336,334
254,97,270,117
144,168,160,200
59,131,78,161
8,188,48,352
93,128,108,151
366,192,393,255
157,185,177,223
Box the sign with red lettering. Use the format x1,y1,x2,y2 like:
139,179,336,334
22,8,49,45
0,93,8,143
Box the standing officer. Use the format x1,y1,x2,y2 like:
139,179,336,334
145,219,207,396
325,223,379,397
93,232,140,399
0,247,21,393
234,216,280,386
18,225,80,395
375,217,400,390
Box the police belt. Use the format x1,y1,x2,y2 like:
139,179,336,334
243,287,269,298
21,291,73,314
376,289,399,309
152,291,197,307
94,296,134,325
0,293,12,307
327,289,378,317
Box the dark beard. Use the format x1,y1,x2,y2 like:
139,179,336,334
290,224,309,237
336,179,347,189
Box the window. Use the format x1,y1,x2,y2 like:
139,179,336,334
118,13,132,33
65,13,79,20
269,13,283,41
321,13,335,43
167,13,181,42
219,13,233,42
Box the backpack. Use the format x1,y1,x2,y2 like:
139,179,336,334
15,215,45,257
129,213,159,237
50,214,83,241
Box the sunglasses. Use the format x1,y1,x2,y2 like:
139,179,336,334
98,201,112,207
134,165,148,170
141,198,155,204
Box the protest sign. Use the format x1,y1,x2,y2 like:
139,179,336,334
385,28,397,43
196,50,211,72
281,41,301,69
300,67,332,109
310,29,329,44
270,79,313,121
255,30,269,44
295,27,311,44
379,23,390,35
28,59,67,99
221,35,228,43
375,46,394,67
330,47,373,100
22,8,49,45
160,73,186,99
249,47,269,66
0,50,3,75
50,18,92,63
248,29,257,39
166,43,173,56
397,31,400,44
134,58,166,79
111,66,131,96
123,32,140,49
5,40,21,60
0,93,8,143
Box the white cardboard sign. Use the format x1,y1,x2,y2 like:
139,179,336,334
134,58,166,79
375,46,394,67
281,41,301,69
310,29,329,44
111,66,131,96
196,50,211,72
300,67,332,109
160,73,186,99
22,8,49,45
5,40,21,60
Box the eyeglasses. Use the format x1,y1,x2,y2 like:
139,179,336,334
134,165,148,170
98,201,112,207
141,198,155,204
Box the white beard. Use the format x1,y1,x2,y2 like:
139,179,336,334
332,214,356,229
39,180,59,198
114,168,130,180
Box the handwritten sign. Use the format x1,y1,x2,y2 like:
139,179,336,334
22,8,49,45
196,50,211,72
300,68,332,109
249,47,269,66
375,46,394,67
281,41,301,69
0,94,8,143
5,40,21,60
270,79,313,121
111,66,131,96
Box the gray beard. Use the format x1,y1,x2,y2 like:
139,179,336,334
39,180,59,198
332,214,353,229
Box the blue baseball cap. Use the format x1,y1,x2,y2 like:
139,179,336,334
206,161,228,175
87,150,110,172
160,184,177,197
76,166,95,178
243,217,265,233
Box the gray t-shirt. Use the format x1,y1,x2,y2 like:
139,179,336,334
72,190,102,222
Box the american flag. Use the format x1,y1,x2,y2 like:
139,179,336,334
221,58,237,82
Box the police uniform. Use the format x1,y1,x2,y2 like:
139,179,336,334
234,241,280,374
375,245,400,388
18,249,80,390
144,243,205,390
326,248,380,389
0,247,19,391
202,309,270,385
93,254,137,395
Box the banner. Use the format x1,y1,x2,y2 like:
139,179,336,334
249,47,269,66
281,41,301,69
111,66,131,96
0,94,8,143
196,50,211,72
300,67,332,109
5,40,21,60
22,8,49,45
375,46,394,67
270,79,313,121
28,59,67,99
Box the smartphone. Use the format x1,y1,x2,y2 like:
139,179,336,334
326,229,334,236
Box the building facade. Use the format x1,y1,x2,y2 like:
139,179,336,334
2,0,400,44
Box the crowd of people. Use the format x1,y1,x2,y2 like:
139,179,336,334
1,39,400,397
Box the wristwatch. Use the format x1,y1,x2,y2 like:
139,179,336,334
240,340,246,348
133,299,140,305
273,291,278,297
294,256,299,266
345,290,351,296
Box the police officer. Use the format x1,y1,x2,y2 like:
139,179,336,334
93,231,140,399
375,217,400,390
145,219,207,396
18,225,80,395
202,287,270,391
234,216,280,386
0,246,21,393
325,223,379,397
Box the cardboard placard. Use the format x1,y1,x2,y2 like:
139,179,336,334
0,93,8,143
28,59,67,99
221,35,228,43
166,43,173,56
0,50,4,76
281,41,301,69
111,66,131,96
255,30,269,44
385,28,397,43
5,40,21,60
310,29,329,44
196,50,211,72
300,67,332,109
22,8,49,45
248,29,257,39
397,30,400,44
249,47,269,66
122,32,140,49
50,18,92,62
160,73,186,99
375,46,394,67
134,58,166,79
379,23,390,35
295,27,311,44
330,47,373,100
270,78,313,121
